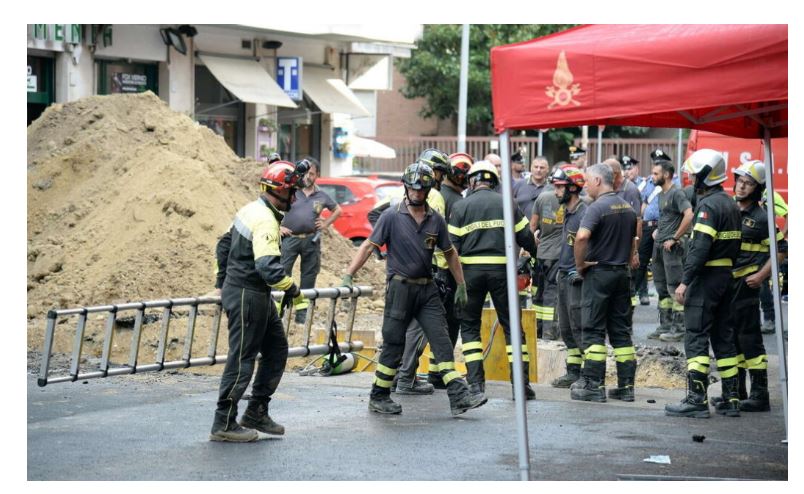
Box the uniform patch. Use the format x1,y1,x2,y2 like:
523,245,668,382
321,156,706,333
698,211,709,220
313,201,323,214
555,205,565,224
424,233,438,250
743,218,756,228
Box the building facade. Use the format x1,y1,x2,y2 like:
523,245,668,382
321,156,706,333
27,24,419,177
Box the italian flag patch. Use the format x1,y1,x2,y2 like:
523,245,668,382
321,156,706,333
698,211,709,220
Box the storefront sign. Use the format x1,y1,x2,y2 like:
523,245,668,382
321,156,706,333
28,24,112,48
27,65,37,92
111,72,148,93
277,56,303,101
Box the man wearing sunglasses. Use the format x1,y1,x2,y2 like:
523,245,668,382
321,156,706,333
209,159,309,442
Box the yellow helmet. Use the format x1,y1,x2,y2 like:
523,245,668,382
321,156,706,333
467,161,500,184
683,149,726,188
734,160,766,185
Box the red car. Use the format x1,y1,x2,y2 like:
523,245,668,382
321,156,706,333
316,176,400,245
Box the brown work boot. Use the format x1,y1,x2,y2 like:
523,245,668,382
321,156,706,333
240,400,285,435
210,416,258,442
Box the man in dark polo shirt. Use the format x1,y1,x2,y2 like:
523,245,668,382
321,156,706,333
514,156,550,217
607,159,643,314
572,163,639,403
280,157,341,323
342,163,486,416
530,167,563,340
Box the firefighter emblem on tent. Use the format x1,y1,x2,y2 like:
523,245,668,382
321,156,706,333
546,51,581,109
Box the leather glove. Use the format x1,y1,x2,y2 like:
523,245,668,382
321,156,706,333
341,274,354,287
454,282,468,308
280,283,301,316
567,270,584,285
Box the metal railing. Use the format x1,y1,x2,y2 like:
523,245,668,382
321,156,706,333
37,286,372,387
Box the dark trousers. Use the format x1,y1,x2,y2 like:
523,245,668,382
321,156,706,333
215,284,289,428
396,268,459,382
580,266,635,380
461,266,529,386
683,268,738,378
557,271,584,366
371,278,461,398
280,235,321,291
533,259,559,337
653,240,685,311
634,223,656,297
731,277,767,370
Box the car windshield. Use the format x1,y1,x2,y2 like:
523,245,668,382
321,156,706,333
374,184,400,202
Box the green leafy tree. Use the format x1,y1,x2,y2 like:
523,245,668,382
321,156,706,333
397,24,575,135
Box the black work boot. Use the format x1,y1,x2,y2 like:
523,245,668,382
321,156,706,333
239,399,285,435
665,370,710,418
715,375,742,417
711,368,748,406
395,377,435,395
571,360,606,402
740,369,770,412
368,394,402,414
509,362,536,400
448,378,487,416
659,311,686,342
551,363,581,388
608,360,636,402
468,381,485,395
648,308,672,339
210,413,258,442
543,321,560,341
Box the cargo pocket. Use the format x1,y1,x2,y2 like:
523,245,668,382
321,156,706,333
683,296,705,335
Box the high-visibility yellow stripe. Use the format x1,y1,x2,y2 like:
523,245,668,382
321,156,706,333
693,223,718,238
744,355,768,370
659,298,673,309
586,344,607,354
720,367,738,378
465,353,484,363
463,341,483,351
688,362,708,374
732,264,760,278
273,275,295,291
613,346,635,356
761,231,786,245
443,370,462,384
460,255,508,264
567,356,584,365
515,217,529,232
373,376,394,388
705,258,733,267
716,230,741,240
741,242,770,253
584,345,608,362
568,348,582,356
672,303,684,312
449,219,506,237
736,354,746,369
437,361,456,371
688,355,710,366
427,352,435,360
429,363,439,372
376,363,397,377
716,356,740,368
631,296,639,307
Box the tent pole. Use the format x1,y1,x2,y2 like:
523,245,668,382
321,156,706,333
677,129,683,164
596,125,603,163
499,130,531,480
538,130,544,156
457,24,470,154
762,128,788,440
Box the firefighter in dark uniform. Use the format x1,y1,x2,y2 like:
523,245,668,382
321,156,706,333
548,165,588,388
448,161,539,399
343,163,486,416
711,161,785,413
572,163,638,402
210,159,309,442
530,168,563,340
665,149,743,418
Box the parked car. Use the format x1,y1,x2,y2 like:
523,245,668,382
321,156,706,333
316,176,400,245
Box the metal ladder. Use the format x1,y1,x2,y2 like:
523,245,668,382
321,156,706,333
37,286,372,387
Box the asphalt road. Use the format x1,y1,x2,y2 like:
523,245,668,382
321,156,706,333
27,289,789,481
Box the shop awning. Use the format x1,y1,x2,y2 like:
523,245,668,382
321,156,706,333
303,67,370,117
198,54,297,108
349,136,396,159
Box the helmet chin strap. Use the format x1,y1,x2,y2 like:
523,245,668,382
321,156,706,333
405,186,428,207
267,188,293,211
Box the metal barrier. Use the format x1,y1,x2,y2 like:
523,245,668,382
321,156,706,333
37,286,372,387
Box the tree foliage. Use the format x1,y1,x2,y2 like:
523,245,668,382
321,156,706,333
397,24,575,135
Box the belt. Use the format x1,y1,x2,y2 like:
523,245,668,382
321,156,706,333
588,263,628,271
644,220,658,228
391,274,432,285
704,258,733,267
291,232,315,238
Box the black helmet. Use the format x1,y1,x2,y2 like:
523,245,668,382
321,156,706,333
417,148,450,173
401,162,435,190
267,152,282,164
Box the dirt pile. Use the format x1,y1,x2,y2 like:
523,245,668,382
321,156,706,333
26,92,385,327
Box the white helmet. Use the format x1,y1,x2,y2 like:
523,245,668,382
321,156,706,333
734,160,766,185
684,149,727,188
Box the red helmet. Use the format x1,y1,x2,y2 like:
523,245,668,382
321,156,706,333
448,152,474,184
259,160,308,192
549,165,586,189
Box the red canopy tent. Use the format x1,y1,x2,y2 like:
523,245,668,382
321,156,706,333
487,24,788,478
